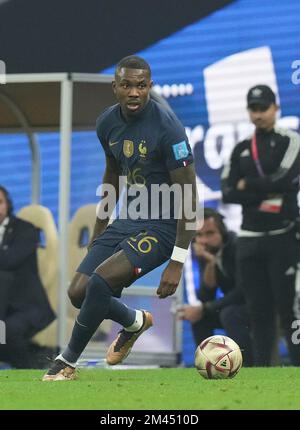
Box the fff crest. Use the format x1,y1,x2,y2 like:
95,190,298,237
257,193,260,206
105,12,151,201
139,141,147,158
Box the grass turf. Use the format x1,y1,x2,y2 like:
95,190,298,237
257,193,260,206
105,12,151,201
0,367,299,410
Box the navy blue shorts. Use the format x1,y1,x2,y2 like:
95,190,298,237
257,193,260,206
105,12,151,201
77,218,176,282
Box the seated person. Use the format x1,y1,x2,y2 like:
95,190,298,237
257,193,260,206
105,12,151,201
0,186,56,368
178,208,253,366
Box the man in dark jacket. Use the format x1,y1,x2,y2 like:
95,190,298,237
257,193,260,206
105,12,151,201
179,208,253,366
221,85,300,366
0,186,55,368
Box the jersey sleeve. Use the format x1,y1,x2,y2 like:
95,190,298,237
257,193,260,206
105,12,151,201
245,129,300,193
221,142,265,205
96,113,114,158
160,118,194,171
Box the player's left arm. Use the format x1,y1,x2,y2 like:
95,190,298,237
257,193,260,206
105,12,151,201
157,163,198,299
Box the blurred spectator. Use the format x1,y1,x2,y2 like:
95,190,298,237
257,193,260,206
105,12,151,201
221,85,300,366
179,208,253,366
0,186,55,368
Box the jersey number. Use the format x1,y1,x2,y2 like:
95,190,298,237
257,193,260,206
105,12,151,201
127,233,158,254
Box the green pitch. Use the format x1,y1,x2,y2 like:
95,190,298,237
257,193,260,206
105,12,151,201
0,367,299,410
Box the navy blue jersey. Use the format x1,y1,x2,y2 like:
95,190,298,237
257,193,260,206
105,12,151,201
96,98,193,223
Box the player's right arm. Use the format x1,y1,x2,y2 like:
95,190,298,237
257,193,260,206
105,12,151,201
89,155,120,247
89,111,121,248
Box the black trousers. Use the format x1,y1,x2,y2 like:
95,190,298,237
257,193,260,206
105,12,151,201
191,303,253,366
0,271,38,368
0,270,14,320
237,230,300,366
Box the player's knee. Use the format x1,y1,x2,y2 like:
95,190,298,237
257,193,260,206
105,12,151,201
68,273,90,308
68,280,87,309
67,291,80,309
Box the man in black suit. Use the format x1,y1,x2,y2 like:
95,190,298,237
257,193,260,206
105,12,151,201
0,186,55,368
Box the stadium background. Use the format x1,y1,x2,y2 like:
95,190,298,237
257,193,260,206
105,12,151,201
0,0,300,366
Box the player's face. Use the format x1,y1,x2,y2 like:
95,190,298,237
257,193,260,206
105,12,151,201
0,190,9,223
112,68,153,120
195,217,223,254
248,103,278,132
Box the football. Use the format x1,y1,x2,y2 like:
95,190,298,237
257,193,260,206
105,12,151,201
195,335,243,379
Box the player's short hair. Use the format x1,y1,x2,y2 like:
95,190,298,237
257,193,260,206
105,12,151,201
203,207,228,240
0,185,14,216
115,55,151,77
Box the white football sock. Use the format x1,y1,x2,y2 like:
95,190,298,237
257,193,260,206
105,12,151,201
125,310,144,332
56,353,77,368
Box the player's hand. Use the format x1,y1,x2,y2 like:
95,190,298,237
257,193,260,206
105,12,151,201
177,304,204,323
157,260,183,299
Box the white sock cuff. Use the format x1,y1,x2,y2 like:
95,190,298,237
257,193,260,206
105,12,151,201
125,310,144,332
56,353,77,368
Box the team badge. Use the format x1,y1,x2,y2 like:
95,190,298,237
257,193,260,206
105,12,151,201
123,140,134,158
138,140,147,158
